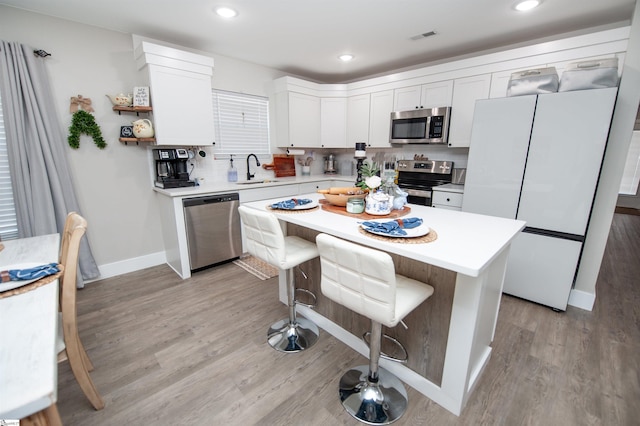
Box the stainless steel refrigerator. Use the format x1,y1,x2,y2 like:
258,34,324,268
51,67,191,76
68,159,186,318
462,87,618,310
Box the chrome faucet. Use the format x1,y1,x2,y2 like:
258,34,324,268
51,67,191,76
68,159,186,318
246,154,260,180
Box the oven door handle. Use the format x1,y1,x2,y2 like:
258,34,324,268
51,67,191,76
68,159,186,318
402,188,432,198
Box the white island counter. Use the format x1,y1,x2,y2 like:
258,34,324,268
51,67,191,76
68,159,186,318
242,192,525,415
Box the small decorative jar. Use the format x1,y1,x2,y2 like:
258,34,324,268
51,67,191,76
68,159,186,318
365,190,393,215
346,197,365,214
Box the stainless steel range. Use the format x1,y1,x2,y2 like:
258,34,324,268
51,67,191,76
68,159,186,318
397,159,453,206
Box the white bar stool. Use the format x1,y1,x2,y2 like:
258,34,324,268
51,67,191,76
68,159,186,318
316,233,434,424
238,206,320,353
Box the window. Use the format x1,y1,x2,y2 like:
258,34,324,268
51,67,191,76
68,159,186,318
211,89,270,157
0,91,18,240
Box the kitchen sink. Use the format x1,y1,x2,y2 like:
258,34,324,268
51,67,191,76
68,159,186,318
236,179,279,185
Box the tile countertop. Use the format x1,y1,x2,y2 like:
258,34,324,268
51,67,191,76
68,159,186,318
153,175,356,198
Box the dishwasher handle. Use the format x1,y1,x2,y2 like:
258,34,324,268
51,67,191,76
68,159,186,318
183,193,239,207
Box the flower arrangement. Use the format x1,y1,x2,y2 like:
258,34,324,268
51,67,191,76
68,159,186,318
357,161,381,192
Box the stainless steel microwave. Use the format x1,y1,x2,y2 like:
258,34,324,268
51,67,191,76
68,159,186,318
389,106,451,144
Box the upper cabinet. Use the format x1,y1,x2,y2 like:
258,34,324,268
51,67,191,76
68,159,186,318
347,94,371,147
368,90,394,147
289,92,321,147
448,74,491,148
274,91,321,147
393,81,453,111
320,97,347,148
135,42,215,146
268,28,627,150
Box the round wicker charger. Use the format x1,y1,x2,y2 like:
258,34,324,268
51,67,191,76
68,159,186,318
358,227,438,244
0,264,64,299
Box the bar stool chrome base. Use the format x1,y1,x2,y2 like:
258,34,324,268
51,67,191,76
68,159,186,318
339,365,408,425
267,317,320,353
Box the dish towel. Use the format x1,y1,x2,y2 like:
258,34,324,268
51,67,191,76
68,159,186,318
361,217,423,236
271,198,312,209
1,262,60,282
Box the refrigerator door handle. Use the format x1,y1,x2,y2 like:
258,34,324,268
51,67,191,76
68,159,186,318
522,226,584,242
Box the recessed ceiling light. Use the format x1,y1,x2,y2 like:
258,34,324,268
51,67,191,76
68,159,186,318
514,0,541,11
215,7,238,18
339,54,354,62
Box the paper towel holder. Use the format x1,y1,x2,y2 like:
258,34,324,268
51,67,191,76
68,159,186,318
286,148,305,156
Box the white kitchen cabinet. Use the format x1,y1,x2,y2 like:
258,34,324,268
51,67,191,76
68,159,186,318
320,97,347,148
275,91,321,148
135,42,215,146
299,181,331,193
347,94,371,147
448,74,491,148
393,86,422,111
368,90,394,148
289,92,321,147
432,185,464,211
393,81,454,111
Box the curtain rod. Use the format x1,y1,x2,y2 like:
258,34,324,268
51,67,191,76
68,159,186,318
33,49,51,58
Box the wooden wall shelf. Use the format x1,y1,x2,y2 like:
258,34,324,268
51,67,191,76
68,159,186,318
119,137,155,145
113,105,152,115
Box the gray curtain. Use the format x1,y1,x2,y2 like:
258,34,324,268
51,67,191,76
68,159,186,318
0,41,100,286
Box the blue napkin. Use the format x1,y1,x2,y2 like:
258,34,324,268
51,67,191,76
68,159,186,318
1,262,60,282
271,198,312,209
361,217,423,236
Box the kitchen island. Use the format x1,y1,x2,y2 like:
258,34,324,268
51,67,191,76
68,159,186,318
242,192,525,415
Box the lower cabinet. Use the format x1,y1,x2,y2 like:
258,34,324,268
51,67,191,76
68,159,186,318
432,186,464,211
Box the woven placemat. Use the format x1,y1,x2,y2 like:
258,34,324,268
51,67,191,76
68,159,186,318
0,264,64,299
266,205,320,214
358,227,438,244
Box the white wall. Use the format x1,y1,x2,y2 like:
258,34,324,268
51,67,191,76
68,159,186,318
0,6,286,279
573,0,640,306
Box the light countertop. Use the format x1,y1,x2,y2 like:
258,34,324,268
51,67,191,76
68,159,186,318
153,175,354,198
243,192,525,277
433,183,465,193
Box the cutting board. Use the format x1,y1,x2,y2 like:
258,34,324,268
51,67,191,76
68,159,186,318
319,199,411,219
263,155,296,177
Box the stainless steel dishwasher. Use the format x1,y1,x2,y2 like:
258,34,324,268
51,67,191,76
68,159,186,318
183,193,242,271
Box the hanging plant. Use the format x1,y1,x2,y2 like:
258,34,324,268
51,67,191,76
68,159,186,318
68,110,106,149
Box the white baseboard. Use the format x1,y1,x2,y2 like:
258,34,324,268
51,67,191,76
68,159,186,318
85,251,167,284
567,288,595,311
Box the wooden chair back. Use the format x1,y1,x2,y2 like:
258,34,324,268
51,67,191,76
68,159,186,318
57,212,104,410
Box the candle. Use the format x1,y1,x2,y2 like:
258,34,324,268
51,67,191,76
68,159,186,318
355,142,366,158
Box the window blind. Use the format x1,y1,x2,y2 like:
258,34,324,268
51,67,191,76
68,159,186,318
212,89,270,157
0,93,18,240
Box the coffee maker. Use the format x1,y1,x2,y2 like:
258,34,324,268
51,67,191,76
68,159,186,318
153,148,195,188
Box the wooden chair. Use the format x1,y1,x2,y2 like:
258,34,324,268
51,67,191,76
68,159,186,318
56,212,105,410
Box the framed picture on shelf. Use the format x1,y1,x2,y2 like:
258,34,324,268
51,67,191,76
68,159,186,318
120,125,134,138
133,86,150,107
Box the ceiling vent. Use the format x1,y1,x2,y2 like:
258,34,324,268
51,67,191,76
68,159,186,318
410,31,437,41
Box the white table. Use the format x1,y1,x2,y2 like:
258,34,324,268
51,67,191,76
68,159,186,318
0,234,61,420
242,194,525,415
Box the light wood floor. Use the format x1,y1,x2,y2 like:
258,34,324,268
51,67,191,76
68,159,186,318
57,213,640,425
